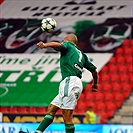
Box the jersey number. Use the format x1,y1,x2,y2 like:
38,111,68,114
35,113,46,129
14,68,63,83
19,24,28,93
77,49,82,62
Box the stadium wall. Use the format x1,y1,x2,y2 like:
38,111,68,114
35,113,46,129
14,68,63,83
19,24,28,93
1,123,133,133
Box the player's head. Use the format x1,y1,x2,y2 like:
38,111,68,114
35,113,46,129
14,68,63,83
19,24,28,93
63,34,78,45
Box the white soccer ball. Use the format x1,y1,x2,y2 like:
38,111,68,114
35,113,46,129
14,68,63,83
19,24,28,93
41,18,57,33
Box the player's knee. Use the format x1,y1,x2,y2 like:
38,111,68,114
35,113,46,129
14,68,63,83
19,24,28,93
64,119,73,124
46,109,56,116
63,117,73,124
46,104,59,116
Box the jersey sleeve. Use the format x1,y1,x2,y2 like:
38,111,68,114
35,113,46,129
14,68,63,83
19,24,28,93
84,54,97,72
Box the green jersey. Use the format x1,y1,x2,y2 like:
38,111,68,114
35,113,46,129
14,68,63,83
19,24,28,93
60,41,96,80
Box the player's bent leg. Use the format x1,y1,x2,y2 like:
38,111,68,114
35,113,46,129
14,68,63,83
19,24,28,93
19,104,59,133
47,104,60,116
62,109,75,133
35,104,59,133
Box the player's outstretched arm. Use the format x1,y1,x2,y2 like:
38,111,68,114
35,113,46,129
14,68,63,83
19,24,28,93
37,41,62,49
91,70,98,92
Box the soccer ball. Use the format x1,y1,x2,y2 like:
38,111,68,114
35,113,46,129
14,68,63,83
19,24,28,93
41,18,57,33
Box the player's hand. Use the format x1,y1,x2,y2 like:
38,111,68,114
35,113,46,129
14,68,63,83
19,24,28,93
91,84,98,92
37,41,46,49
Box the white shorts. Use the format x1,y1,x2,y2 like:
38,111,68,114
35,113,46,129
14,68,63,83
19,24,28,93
51,76,83,110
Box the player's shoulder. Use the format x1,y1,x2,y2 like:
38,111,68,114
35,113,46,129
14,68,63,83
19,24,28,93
81,51,90,62
62,41,76,49
77,47,87,57
61,41,70,47
60,41,70,52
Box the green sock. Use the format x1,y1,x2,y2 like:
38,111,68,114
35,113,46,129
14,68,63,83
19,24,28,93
35,114,54,133
65,124,75,133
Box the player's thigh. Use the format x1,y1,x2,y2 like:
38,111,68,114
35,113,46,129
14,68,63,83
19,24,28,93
62,109,74,124
51,94,60,108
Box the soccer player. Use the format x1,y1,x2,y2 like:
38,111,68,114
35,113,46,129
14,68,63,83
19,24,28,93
19,34,98,133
